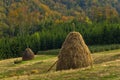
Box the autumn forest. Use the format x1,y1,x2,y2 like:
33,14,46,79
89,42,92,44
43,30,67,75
0,0,120,59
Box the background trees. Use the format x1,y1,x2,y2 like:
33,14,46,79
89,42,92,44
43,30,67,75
0,0,120,59
0,0,120,38
0,21,120,59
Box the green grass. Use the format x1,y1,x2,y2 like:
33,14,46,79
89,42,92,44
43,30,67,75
20,55,55,64
38,49,60,55
0,49,120,80
37,44,120,55
89,44,120,53
0,54,56,79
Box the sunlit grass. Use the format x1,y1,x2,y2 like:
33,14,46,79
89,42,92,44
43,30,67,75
0,49,120,80
37,44,120,55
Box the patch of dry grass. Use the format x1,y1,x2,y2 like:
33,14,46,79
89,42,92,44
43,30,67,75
0,49,120,80
2,59,120,80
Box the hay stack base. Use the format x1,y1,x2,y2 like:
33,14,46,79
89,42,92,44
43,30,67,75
22,48,35,61
56,32,93,71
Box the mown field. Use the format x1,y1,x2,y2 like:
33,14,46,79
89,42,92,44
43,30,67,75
0,49,120,80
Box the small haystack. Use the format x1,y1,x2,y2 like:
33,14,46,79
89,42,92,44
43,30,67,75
56,32,93,71
22,48,35,61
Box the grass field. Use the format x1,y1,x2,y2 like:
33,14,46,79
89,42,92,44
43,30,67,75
0,49,120,80
38,44,120,55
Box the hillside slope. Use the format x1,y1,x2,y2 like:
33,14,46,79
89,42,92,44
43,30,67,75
0,0,120,60
1,0,120,37
0,49,120,80
1,0,120,23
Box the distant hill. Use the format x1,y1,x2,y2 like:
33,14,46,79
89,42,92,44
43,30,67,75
0,0,120,39
0,0,120,60
0,0,120,41
0,0,120,23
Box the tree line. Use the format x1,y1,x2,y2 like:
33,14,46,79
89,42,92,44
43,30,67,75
0,21,120,59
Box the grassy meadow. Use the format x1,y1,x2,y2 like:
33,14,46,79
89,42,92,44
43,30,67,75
0,1,120,80
0,48,120,80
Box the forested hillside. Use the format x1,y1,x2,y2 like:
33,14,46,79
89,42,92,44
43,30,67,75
0,0,120,59
1,0,120,37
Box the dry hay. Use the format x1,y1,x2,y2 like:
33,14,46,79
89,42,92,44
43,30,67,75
56,32,93,71
22,48,35,61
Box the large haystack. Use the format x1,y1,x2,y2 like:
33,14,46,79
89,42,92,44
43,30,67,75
22,48,35,61
56,32,93,71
